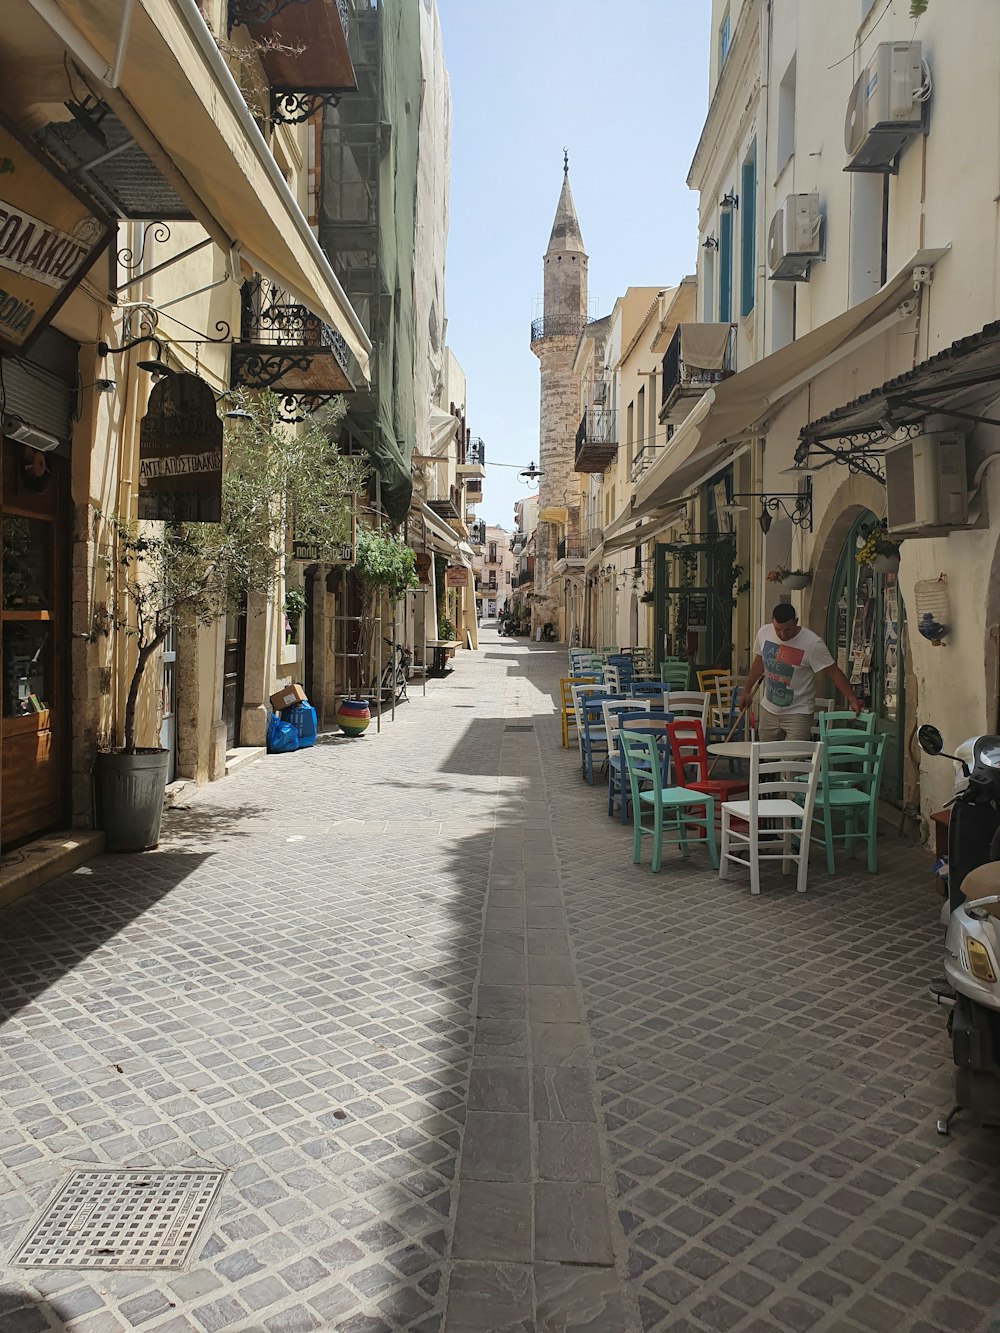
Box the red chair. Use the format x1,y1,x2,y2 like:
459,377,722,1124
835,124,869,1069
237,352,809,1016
665,718,749,826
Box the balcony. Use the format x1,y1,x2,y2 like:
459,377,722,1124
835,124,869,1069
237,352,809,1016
631,441,666,482
427,484,463,522
585,527,604,555
228,0,357,124
231,274,353,422
458,436,486,481
660,324,736,425
575,408,618,473
555,537,585,567
464,474,484,501
531,315,588,344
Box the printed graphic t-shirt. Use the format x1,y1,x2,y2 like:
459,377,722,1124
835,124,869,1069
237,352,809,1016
754,625,834,715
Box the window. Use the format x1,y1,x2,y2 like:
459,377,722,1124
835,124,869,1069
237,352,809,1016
703,245,716,321
849,172,888,306
740,141,757,318
505,570,511,584
626,401,634,474
636,386,646,465
718,206,733,323
719,7,731,70
777,56,796,175
488,542,497,564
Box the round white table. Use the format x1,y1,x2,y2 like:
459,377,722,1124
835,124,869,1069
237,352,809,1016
707,741,756,760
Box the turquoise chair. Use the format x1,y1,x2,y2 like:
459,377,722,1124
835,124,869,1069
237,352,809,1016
808,732,887,873
608,711,672,824
620,730,718,872
660,661,692,689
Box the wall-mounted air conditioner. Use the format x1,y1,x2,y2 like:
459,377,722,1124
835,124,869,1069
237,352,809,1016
845,41,925,172
767,193,823,281
885,430,968,532
1,413,61,452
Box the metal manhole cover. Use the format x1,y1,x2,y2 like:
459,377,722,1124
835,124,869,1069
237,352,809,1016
504,725,534,732
13,1169,226,1269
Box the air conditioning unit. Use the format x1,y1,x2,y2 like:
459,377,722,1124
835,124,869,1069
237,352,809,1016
2,413,60,452
885,431,968,532
767,193,823,280
845,41,925,172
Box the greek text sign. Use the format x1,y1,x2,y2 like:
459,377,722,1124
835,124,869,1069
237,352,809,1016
0,114,112,355
138,373,223,522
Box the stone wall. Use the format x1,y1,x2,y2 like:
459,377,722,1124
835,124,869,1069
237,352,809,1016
532,331,582,635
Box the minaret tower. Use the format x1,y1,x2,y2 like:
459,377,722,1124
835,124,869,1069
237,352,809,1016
530,152,588,637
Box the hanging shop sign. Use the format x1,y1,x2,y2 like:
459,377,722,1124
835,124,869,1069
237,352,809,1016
138,373,223,522
292,510,356,563
687,593,709,631
414,552,432,584
445,564,468,588
0,114,113,356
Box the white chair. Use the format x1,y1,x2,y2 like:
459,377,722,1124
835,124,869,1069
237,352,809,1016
661,690,710,728
719,741,822,896
601,696,651,746
602,664,622,691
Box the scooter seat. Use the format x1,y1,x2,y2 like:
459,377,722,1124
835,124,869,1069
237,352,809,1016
960,862,1000,915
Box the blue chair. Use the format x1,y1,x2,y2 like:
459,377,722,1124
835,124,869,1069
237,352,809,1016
608,711,673,824
620,731,719,873
628,682,672,703
605,655,635,688
580,692,626,785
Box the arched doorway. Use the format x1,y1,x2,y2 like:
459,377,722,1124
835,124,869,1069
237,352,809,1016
825,509,906,801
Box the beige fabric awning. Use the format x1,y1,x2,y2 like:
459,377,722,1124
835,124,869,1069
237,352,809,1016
601,509,686,556
633,248,950,516
418,501,461,556
46,0,372,381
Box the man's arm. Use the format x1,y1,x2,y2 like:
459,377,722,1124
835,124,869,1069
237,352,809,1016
739,655,763,710
822,662,863,713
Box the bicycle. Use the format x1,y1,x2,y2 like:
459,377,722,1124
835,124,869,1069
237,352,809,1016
369,638,411,705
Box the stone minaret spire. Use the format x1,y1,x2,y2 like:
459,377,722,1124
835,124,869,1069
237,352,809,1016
530,157,588,638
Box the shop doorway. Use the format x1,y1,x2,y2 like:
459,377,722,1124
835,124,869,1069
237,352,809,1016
158,623,177,783
826,509,906,801
222,598,247,750
1,440,70,848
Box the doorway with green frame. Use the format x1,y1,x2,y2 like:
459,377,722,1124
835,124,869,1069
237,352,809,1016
826,508,906,802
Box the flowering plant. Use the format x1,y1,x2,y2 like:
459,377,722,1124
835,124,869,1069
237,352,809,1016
855,526,901,567
766,567,811,584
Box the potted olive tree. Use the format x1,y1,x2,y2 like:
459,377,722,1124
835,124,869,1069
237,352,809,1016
96,390,364,851
350,525,418,699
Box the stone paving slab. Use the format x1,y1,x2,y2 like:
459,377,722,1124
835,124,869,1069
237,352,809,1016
0,634,999,1332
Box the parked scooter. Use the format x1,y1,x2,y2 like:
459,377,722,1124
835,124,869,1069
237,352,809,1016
918,723,1000,1132
541,621,557,642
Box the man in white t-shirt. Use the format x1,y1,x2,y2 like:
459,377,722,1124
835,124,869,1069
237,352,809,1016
738,603,862,741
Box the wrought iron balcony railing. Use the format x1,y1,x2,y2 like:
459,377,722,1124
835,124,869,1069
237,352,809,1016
231,274,352,421
660,323,736,421
530,315,588,343
631,441,666,482
556,537,585,562
466,436,486,466
574,407,618,473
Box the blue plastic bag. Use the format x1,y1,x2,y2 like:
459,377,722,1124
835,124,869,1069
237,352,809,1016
266,712,300,754
281,702,317,749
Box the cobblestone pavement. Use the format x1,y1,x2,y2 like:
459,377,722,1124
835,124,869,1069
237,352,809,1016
1,632,1000,1332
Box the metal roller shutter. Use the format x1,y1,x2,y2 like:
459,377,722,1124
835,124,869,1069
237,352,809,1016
1,358,75,445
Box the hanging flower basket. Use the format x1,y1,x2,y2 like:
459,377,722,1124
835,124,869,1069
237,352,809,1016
872,553,900,574
766,567,811,591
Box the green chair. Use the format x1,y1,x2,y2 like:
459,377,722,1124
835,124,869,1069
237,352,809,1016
660,661,692,689
818,711,877,740
620,730,718,873
809,732,887,873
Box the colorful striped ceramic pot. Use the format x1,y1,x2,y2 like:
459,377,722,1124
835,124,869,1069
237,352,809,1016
335,697,371,737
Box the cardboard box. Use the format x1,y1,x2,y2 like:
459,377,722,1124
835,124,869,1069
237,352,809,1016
269,682,307,713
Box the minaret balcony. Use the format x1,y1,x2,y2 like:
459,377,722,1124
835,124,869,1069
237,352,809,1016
531,315,588,343
659,323,736,425
574,408,618,473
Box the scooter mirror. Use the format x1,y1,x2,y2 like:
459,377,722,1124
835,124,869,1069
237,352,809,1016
918,724,944,755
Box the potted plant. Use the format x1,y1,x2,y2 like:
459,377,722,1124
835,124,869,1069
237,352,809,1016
766,566,812,591
283,587,307,645
856,525,901,574
96,391,363,851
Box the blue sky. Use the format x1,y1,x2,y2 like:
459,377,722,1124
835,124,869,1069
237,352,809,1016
435,0,711,530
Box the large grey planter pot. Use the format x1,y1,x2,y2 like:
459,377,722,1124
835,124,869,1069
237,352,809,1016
95,750,170,852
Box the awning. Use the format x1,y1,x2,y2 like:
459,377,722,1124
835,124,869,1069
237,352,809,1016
601,508,687,556
39,0,371,381
800,320,1000,445
418,501,461,556
633,248,950,515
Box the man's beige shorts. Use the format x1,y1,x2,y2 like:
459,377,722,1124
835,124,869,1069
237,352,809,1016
757,709,813,742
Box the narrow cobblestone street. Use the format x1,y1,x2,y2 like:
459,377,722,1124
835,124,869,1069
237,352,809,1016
2,632,1000,1333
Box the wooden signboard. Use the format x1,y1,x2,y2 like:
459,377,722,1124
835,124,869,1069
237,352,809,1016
138,373,223,522
0,114,112,355
445,564,468,588
414,551,432,583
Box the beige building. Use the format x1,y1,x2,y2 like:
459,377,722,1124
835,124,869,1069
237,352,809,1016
629,0,1000,827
